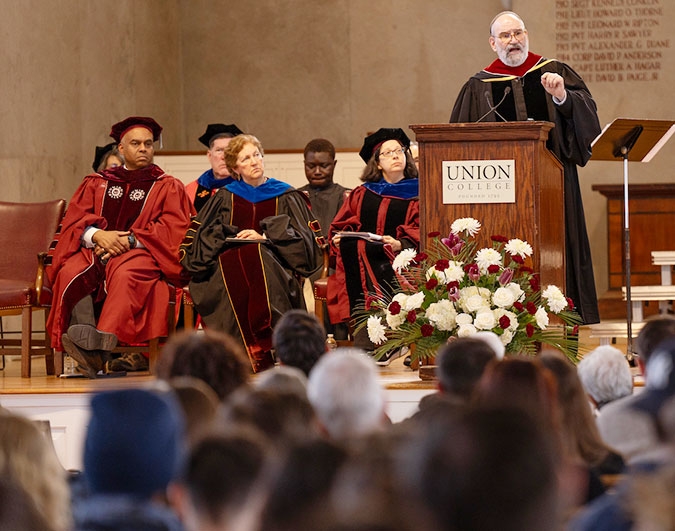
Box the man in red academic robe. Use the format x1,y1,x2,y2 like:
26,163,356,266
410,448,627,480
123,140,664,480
450,11,601,325
46,116,194,377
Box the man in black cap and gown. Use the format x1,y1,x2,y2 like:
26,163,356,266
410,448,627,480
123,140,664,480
450,11,601,324
185,123,243,213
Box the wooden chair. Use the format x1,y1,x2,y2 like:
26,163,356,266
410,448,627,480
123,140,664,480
0,199,66,377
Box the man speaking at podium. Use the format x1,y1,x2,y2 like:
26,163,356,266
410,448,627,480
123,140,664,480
450,11,601,324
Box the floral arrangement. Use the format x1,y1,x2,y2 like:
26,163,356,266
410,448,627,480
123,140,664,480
357,218,582,363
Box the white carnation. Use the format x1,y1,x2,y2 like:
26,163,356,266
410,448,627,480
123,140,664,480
505,238,533,258
475,247,502,274
426,300,458,331
392,248,417,273
445,261,466,283
474,310,497,330
426,260,465,285
450,217,481,236
543,285,568,313
367,315,387,345
535,306,550,329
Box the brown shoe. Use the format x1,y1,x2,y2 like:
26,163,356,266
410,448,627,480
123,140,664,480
67,324,118,352
61,334,105,379
106,352,149,373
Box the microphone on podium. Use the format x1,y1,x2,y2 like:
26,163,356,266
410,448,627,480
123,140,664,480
476,87,511,123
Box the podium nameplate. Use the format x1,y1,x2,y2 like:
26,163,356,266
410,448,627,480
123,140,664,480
442,158,515,204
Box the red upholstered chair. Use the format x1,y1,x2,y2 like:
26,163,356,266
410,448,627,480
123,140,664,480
0,199,66,377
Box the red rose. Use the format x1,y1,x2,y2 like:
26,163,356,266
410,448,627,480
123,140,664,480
572,325,580,336
513,301,524,312
566,297,575,309
388,301,401,315
520,266,534,274
421,324,434,337
529,275,540,292
526,323,535,337
512,254,524,264
499,315,511,329
426,277,439,290
406,310,417,323
428,231,441,238
435,259,450,271
491,235,508,243
488,264,500,274
414,252,428,262
365,295,378,311
526,301,537,315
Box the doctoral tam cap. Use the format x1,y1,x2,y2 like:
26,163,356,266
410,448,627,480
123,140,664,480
358,128,411,163
198,123,244,147
110,116,163,143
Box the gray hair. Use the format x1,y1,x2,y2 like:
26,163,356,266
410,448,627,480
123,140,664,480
307,348,385,441
577,346,633,407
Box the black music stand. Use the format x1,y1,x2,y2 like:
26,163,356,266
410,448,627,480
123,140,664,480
591,118,675,360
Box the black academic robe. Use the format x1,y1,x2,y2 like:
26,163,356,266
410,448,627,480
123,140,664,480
450,55,601,324
180,179,323,372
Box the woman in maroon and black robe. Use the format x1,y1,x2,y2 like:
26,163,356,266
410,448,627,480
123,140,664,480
180,135,323,372
327,128,420,355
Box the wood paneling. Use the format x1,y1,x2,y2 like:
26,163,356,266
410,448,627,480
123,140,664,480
593,183,675,319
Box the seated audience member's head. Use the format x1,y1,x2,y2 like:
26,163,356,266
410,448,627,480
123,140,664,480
635,316,675,377
307,348,387,442
399,406,560,531
303,138,337,189
219,387,319,448
255,365,309,398
472,330,506,359
632,337,675,440
435,337,498,400
577,345,633,409
259,438,349,531
475,357,560,437
171,432,267,531
84,388,184,500
539,350,623,472
272,309,326,376
0,414,71,531
169,376,221,446
158,329,251,401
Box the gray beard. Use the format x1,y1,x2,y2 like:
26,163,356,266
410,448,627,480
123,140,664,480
498,42,529,67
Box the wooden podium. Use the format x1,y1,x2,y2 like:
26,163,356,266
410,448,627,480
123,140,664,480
410,122,566,291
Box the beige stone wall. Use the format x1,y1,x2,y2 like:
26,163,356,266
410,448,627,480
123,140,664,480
0,0,672,299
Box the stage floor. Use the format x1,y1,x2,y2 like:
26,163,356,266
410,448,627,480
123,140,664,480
0,324,630,393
